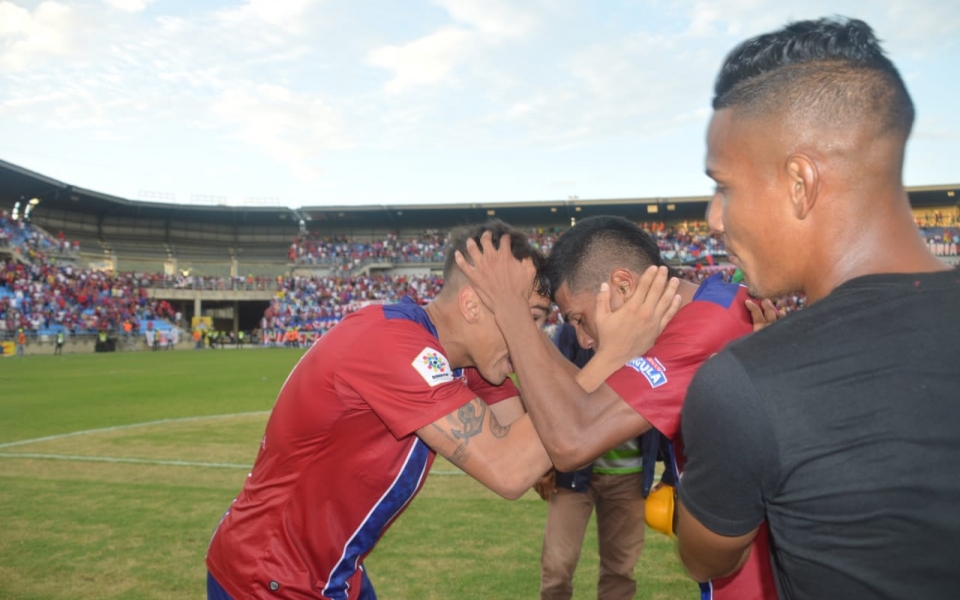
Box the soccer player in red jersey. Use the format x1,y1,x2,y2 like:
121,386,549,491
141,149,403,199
206,220,550,600
206,219,673,600
207,222,550,600
456,215,777,600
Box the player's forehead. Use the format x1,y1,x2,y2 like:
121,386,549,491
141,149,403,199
527,289,551,311
554,282,595,319
705,110,736,172
707,108,770,177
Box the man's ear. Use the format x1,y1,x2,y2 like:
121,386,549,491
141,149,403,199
609,268,636,304
785,153,818,220
459,286,482,324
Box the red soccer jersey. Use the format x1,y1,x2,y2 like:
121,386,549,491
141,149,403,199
604,275,777,600
206,298,518,600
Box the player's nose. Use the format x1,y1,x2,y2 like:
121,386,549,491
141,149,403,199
706,196,724,234
575,327,594,350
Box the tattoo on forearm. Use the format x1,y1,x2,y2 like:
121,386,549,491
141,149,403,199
489,412,509,439
449,443,468,466
430,424,458,445
451,401,485,442
430,423,470,467
430,400,493,468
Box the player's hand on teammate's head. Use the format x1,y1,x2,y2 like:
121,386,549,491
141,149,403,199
745,298,786,332
455,232,535,315
593,265,681,364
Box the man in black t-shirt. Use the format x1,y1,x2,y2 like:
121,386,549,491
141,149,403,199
677,16,960,600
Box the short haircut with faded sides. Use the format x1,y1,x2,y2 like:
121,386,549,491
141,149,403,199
544,215,677,300
713,16,914,140
443,219,548,296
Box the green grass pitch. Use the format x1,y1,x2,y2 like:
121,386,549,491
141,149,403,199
0,349,693,599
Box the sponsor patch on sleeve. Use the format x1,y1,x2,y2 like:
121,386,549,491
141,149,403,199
625,356,668,389
412,347,456,387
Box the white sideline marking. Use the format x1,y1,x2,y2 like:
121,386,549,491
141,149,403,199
0,452,252,469
0,411,271,449
0,412,466,475
0,451,466,475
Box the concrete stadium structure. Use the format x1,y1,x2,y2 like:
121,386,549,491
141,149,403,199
1,157,957,338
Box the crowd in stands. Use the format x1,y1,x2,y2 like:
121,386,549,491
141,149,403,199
290,230,447,270
288,218,955,271
0,260,175,338
915,209,959,228
135,272,277,291
923,227,960,257
288,223,727,269
642,221,727,264
0,210,79,263
253,262,805,347
8,215,960,347
256,273,446,345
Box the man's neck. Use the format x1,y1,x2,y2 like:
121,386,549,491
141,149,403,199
804,205,948,304
677,279,700,308
423,297,468,369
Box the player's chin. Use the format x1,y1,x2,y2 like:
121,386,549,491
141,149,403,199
480,363,510,386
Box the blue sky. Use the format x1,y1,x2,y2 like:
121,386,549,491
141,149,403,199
1,0,957,208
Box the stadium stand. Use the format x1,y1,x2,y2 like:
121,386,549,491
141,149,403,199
922,227,960,257
0,157,955,354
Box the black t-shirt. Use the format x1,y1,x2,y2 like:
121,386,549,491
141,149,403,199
679,270,960,600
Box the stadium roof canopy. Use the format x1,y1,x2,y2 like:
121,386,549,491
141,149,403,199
0,158,956,231
0,158,296,226
296,194,721,230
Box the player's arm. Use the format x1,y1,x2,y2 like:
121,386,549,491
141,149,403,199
470,304,653,471
676,503,757,581
487,395,525,426
455,235,677,470
416,398,552,500
676,351,777,581
539,329,586,379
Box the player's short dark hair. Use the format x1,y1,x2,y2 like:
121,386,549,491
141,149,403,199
713,16,914,139
544,215,676,300
443,219,547,295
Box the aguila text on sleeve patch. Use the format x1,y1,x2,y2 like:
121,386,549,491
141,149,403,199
626,356,668,388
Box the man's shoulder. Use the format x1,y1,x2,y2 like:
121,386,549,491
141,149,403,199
692,275,748,310
720,313,800,363
332,303,440,354
345,302,435,333
662,280,752,344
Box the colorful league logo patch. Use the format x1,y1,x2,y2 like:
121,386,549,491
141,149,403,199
412,347,455,387
422,351,447,372
626,356,668,389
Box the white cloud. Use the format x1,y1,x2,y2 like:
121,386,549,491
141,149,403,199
677,0,960,55
0,0,337,158
102,0,157,13
211,84,350,181
367,27,475,94
215,0,318,32
366,0,544,95
913,116,960,142
0,0,957,206
247,0,314,25
434,0,536,37
0,1,75,71
477,30,714,149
